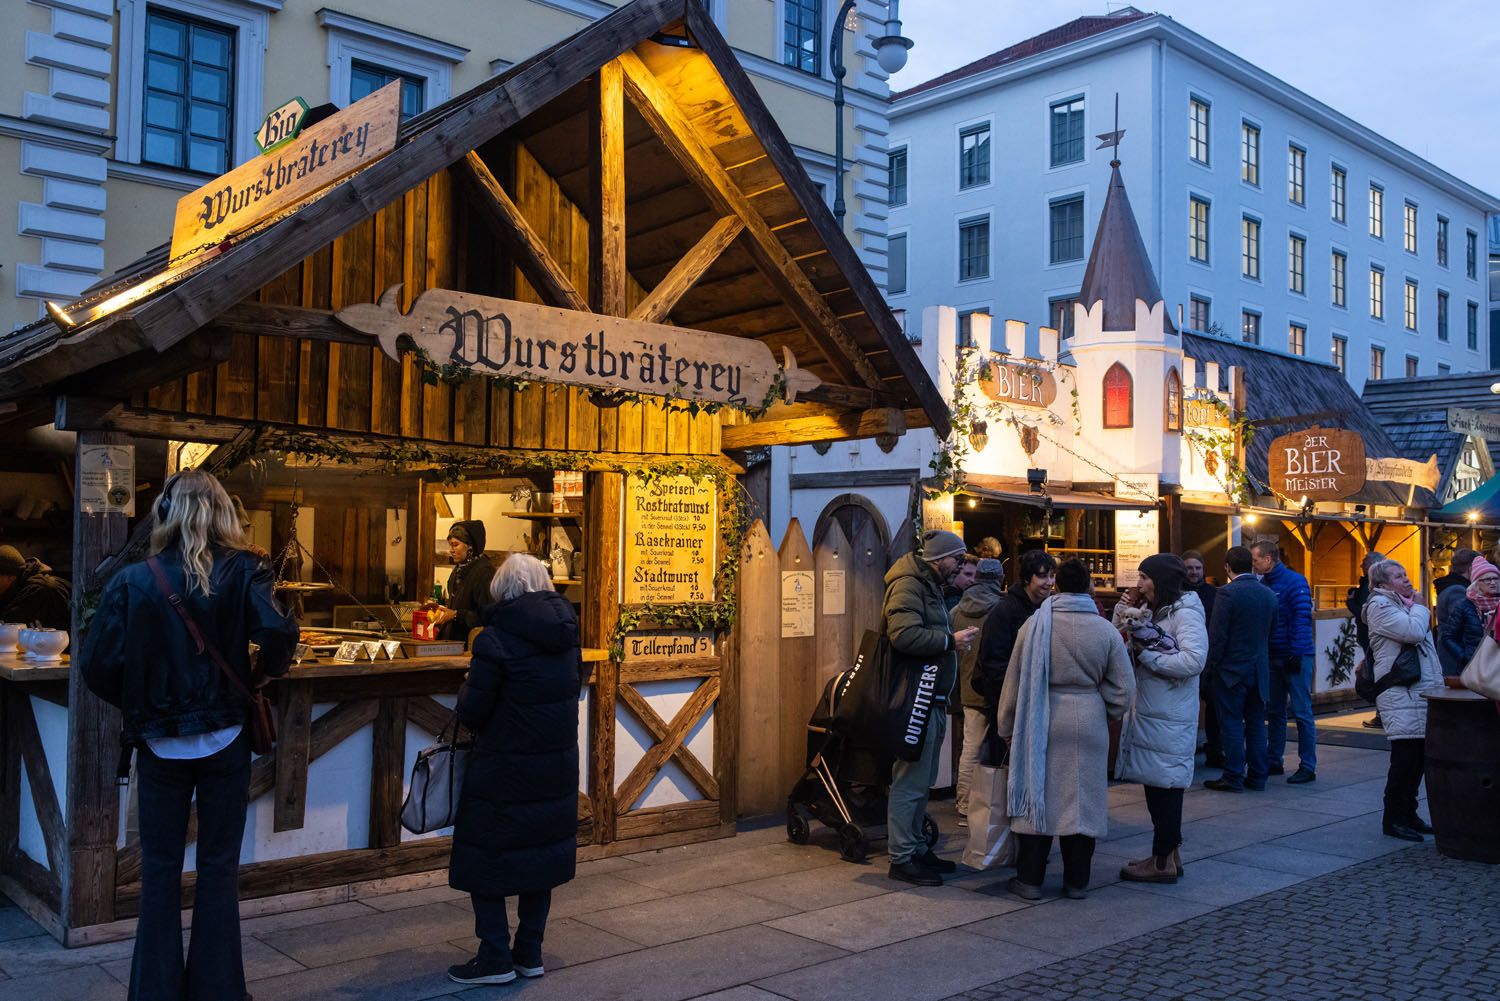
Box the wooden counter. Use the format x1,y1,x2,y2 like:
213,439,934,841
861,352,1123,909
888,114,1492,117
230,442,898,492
0,652,69,683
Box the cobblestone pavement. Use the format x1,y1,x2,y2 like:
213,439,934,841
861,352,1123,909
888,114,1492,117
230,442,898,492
943,845,1500,1001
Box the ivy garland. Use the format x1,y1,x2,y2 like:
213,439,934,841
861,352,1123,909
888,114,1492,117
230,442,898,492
1180,395,1258,506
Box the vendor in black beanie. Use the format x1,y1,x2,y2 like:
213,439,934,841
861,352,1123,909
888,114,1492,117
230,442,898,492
428,521,495,645
0,544,71,630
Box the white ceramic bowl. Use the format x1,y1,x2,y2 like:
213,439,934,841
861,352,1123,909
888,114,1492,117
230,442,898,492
18,627,69,661
0,622,25,652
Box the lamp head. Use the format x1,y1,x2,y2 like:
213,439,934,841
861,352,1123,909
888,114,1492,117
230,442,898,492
873,21,913,74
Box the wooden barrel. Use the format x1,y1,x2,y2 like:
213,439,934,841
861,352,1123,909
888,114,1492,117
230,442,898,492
1423,690,1500,863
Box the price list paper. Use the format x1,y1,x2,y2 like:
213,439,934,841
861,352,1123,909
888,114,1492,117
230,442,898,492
622,475,718,604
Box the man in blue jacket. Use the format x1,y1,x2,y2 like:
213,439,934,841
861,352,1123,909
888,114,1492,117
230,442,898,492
1252,541,1317,783
1204,546,1278,792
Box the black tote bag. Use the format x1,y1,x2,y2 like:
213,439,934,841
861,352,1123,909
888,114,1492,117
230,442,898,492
831,629,943,762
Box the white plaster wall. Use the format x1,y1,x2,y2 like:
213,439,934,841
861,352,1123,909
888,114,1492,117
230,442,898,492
614,679,714,812
17,696,69,869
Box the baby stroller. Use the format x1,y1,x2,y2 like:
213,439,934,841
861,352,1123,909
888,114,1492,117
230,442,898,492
785,670,939,862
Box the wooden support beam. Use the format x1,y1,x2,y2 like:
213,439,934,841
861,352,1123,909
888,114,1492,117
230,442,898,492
457,150,590,313
613,676,719,813
272,680,314,833
630,216,743,325
10,692,66,874
406,695,453,737
590,61,627,317
720,406,906,451
617,683,718,800
369,696,407,848
616,51,884,392
584,473,622,844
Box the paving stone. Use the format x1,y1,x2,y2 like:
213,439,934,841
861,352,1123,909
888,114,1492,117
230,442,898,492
734,860,893,910
1112,858,1306,906
685,989,793,1001
1214,843,1358,877
0,910,42,946
964,884,1217,958
100,934,305,985
0,963,124,1000
448,915,640,970
0,930,135,978
575,886,798,947
246,943,468,1001
360,884,468,911
1267,815,1418,860
544,871,671,919
613,843,840,894
256,900,473,968
756,928,1055,1001
763,882,1026,952
452,925,846,1001
240,901,379,936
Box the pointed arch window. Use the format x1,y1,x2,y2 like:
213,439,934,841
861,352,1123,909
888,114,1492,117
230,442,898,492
1103,362,1134,429
1165,367,1183,431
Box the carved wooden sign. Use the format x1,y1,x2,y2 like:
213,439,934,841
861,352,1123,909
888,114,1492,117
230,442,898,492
1366,454,1441,492
1184,396,1232,429
978,357,1057,409
336,286,821,408
1267,426,1367,501
170,82,400,263
255,96,309,154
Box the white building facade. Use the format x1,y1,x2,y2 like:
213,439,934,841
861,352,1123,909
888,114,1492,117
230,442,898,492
885,9,1500,393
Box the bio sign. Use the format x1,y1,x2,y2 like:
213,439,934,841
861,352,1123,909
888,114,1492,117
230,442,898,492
978,357,1058,409
255,96,309,154
1267,426,1366,501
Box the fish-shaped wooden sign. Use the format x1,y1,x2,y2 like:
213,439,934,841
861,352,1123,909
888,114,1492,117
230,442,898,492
335,285,821,408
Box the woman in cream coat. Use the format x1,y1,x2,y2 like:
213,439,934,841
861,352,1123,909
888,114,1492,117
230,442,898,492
1112,553,1208,884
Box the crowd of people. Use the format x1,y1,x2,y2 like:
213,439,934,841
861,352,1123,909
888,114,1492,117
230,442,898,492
883,529,1466,900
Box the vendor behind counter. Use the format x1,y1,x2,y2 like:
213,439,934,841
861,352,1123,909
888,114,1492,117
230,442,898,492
427,520,496,644
0,544,71,630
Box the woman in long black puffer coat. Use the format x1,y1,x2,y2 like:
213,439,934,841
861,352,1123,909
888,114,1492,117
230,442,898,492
446,553,582,987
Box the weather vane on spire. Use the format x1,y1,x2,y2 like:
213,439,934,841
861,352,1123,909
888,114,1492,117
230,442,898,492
1096,93,1125,166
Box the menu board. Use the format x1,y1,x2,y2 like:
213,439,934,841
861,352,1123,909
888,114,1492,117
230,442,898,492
79,444,135,515
1113,476,1158,590
622,475,717,604
781,571,815,638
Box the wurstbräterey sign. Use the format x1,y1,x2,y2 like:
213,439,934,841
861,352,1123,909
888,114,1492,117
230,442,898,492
170,82,400,263
336,285,821,409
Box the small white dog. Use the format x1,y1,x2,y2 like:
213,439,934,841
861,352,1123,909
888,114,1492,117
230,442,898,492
1115,604,1179,654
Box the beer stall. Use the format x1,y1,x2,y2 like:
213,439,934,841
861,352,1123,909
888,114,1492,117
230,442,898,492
0,0,947,944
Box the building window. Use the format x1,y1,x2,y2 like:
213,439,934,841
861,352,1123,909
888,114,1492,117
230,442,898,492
1469,300,1480,350
1438,290,1449,342
1241,216,1260,279
1404,278,1419,330
1103,362,1133,428
887,233,907,295
1331,250,1347,307
1404,201,1418,254
1049,195,1085,264
350,61,424,119
1189,295,1211,333
1439,363,1452,375
1289,233,1306,294
960,123,991,188
1050,96,1085,167
1288,322,1306,356
1242,310,1261,345
958,216,990,281
1437,215,1449,266
782,0,821,74
1331,165,1346,223
1332,334,1347,374
1241,121,1259,185
1287,145,1305,205
1369,184,1384,238
1370,266,1385,319
1050,296,1079,338
1370,345,1385,380
1165,367,1183,431
142,10,236,174
1467,229,1479,279
889,146,907,207
1406,355,1419,378
1189,196,1210,263
1189,97,1210,164
957,309,987,348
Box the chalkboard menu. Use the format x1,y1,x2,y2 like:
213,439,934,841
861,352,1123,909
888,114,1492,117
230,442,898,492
622,475,718,604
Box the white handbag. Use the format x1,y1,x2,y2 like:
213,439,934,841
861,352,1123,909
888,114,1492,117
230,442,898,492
1461,634,1500,701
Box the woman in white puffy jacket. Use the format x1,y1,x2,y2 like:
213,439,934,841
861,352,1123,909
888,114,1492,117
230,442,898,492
1362,559,1443,843
1112,553,1208,884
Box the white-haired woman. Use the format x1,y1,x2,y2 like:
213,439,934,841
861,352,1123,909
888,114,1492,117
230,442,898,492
1362,559,1444,842
446,553,582,986
82,470,298,1001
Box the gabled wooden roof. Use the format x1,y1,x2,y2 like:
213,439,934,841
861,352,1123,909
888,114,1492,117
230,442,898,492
0,0,948,436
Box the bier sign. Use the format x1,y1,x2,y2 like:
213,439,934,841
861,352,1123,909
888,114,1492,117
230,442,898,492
978,357,1058,409
337,286,820,408
170,82,400,263
1267,426,1366,501
622,475,717,604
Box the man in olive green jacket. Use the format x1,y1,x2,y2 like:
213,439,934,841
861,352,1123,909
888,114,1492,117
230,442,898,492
882,529,979,886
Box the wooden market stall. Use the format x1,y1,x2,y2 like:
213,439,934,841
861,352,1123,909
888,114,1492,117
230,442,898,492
0,0,947,945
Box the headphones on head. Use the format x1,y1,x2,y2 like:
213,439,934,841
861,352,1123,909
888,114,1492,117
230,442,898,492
156,474,181,521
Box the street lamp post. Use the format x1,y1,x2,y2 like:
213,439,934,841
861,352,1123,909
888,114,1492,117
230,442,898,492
831,0,913,225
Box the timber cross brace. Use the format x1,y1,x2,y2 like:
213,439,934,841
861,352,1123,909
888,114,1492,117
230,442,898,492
614,674,721,811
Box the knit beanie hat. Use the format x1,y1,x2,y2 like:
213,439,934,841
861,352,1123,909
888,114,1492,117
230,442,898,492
0,546,26,576
1468,555,1499,583
976,558,1003,579
920,529,967,562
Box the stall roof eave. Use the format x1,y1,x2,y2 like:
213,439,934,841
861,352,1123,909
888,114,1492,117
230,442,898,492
962,475,1156,511
0,0,948,437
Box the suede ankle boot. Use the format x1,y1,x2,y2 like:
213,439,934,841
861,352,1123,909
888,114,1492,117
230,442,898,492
1120,853,1179,884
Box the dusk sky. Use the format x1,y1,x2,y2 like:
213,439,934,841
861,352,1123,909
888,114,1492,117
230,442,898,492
888,0,1500,199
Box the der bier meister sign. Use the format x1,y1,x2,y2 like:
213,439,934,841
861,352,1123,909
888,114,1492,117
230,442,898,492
1267,426,1366,501
622,475,718,605
336,286,820,408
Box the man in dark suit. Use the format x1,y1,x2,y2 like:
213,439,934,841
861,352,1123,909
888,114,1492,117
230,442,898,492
1204,546,1279,792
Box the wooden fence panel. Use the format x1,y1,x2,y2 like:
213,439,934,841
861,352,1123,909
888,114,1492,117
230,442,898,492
849,516,887,661
812,519,852,691
735,519,781,817
776,519,816,806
